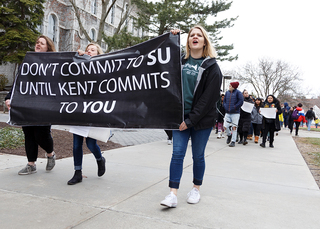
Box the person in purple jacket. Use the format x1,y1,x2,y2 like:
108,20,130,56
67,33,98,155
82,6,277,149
223,82,244,147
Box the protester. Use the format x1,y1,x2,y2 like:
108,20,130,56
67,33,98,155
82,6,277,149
315,117,319,128
4,35,57,175
223,82,244,147
305,107,316,131
260,95,281,148
160,26,222,208
251,98,263,143
216,93,225,139
293,103,306,136
283,102,290,129
288,106,295,134
238,90,253,145
67,43,106,185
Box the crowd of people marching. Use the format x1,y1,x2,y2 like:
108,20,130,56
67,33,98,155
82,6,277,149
3,28,319,209
215,81,319,148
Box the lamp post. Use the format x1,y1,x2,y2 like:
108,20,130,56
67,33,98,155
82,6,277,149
223,75,232,92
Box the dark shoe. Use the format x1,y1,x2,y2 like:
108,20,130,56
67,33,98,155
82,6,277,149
97,157,106,177
238,140,243,144
67,170,82,185
226,135,232,144
260,143,266,148
229,142,235,147
243,140,248,145
269,143,274,148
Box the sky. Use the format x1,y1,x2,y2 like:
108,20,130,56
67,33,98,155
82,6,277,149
215,0,320,97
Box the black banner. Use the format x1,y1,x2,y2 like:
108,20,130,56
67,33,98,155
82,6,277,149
9,33,183,129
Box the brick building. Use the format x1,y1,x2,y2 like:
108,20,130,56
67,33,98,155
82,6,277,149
1,0,142,86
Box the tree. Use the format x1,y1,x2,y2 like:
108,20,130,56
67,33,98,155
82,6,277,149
103,28,148,52
233,58,302,99
69,0,135,47
0,0,44,65
132,0,238,61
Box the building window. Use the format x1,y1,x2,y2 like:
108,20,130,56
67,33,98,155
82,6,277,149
131,18,135,34
110,4,115,24
90,28,96,41
124,4,129,30
91,0,97,15
48,14,57,43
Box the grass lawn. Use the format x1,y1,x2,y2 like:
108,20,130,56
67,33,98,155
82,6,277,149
299,127,320,132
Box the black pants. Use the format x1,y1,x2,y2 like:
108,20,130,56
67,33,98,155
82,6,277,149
262,122,275,144
294,121,300,136
165,130,172,140
22,126,54,162
252,123,262,136
288,120,294,133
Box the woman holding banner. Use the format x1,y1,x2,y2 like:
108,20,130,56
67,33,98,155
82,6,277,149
160,26,222,208
5,35,57,175
238,89,254,145
67,43,106,185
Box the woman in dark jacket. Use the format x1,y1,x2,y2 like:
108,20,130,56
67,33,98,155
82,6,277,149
4,35,57,175
251,98,263,143
288,106,295,134
160,26,222,208
260,95,281,148
238,90,253,145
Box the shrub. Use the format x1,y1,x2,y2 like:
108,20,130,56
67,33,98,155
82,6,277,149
0,127,25,149
0,74,9,91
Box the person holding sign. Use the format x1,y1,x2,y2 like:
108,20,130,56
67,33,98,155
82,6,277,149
5,35,57,175
160,26,222,208
260,95,281,148
67,43,106,185
251,98,264,143
238,90,254,145
223,82,244,147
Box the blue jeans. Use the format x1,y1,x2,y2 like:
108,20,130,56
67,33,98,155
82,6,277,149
73,134,102,170
169,127,212,189
307,119,312,131
223,113,240,143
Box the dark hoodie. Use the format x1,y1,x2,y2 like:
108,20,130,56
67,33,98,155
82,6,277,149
262,95,281,130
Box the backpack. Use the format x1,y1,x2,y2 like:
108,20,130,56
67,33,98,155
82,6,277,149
291,109,299,120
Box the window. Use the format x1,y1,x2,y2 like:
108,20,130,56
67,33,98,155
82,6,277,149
90,28,96,41
124,4,129,30
48,14,57,43
110,4,115,24
91,0,97,14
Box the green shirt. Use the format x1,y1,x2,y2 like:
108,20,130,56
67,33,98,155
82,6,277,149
182,56,204,114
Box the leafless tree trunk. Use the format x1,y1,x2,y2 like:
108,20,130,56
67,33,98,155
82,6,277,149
69,0,134,46
234,58,301,99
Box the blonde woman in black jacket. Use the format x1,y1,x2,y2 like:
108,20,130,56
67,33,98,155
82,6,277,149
160,26,222,208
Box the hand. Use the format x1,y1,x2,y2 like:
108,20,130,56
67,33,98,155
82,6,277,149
170,29,180,35
77,50,86,56
5,99,10,110
179,121,187,131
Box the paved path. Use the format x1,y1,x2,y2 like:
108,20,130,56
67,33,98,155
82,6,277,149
1,112,320,228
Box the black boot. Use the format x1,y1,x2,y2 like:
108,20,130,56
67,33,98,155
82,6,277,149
260,142,266,148
97,157,106,177
243,137,248,145
67,170,82,185
226,135,232,144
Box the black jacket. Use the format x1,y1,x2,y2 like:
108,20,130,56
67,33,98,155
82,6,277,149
182,56,223,130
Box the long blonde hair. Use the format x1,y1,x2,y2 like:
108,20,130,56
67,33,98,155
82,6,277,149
85,43,103,55
184,25,217,59
36,35,56,52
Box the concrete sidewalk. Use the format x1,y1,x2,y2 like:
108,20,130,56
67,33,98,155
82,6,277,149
1,112,320,228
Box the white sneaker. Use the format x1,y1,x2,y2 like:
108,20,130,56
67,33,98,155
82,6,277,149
217,132,221,139
187,187,200,204
167,139,172,145
160,192,177,208
221,133,225,138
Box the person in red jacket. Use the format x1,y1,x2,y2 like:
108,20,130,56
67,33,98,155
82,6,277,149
293,103,306,136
